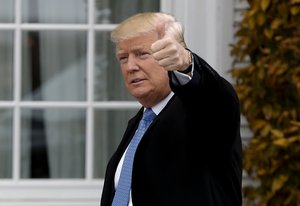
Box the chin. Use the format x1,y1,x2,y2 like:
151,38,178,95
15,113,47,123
131,92,145,100
130,90,148,100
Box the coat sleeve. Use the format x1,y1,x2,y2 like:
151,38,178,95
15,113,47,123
168,52,241,152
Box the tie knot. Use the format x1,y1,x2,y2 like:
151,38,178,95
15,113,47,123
142,108,156,122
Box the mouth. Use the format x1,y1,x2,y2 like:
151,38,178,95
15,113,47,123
131,78,145,84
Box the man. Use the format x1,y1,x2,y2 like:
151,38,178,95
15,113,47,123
101,12,243,206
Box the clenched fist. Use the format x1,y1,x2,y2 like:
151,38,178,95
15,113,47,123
151,23,191,72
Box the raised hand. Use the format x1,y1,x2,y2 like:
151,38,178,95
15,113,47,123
150,22,191,72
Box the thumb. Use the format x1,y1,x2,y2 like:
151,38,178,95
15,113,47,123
156,22,166,40
151,22,167,53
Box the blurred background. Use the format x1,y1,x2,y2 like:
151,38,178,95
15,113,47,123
0,0,253,205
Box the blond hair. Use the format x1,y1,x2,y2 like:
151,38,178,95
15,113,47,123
111,12,187,47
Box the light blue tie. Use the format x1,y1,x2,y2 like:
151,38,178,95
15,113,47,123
112,108,156,206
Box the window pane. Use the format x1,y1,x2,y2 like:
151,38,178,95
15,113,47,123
22,0,87,23
95,0,160,24
22,31,87,101
93,108,138,178
21,108,86,179
94,32,135,101
0,0,14,23
0,30,14,100
0,109,13,178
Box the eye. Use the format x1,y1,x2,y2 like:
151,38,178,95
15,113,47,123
137,52,150,59
118,56,128,64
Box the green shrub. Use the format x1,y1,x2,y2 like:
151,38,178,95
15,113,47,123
230,0,300,205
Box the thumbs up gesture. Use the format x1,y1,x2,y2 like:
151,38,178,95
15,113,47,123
151,23,191,72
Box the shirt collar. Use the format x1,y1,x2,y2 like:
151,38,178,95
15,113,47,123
148,91,174,115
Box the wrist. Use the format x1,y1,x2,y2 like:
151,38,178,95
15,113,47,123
179,50,193,74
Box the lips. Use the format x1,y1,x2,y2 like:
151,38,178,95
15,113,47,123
131,78,145,84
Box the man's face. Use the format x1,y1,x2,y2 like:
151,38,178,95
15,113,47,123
116,32,171,107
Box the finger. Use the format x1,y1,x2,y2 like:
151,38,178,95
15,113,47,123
152,49,167,62
151,39,166,54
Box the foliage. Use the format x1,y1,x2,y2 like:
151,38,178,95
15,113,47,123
230,0,300,205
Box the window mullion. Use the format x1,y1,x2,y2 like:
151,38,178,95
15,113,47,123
12,0,22,181
85,0,95,180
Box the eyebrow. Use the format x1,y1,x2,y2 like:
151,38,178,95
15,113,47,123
117,45,150,56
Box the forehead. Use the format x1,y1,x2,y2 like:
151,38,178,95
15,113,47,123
116,32,158,54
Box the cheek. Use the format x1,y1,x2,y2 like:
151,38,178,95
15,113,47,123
151,69,169,87
156,67,168,79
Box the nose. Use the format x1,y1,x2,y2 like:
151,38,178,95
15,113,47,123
127,54,139,71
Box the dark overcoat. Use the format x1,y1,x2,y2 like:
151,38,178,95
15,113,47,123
100,53,243,206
